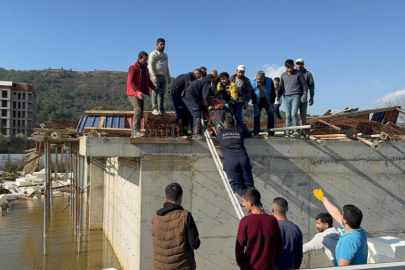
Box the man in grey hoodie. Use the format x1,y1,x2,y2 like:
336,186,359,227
277,59,308,137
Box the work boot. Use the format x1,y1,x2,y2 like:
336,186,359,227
152,109,159,115
291,132,300,138
159,109,167,115
192,118,205,139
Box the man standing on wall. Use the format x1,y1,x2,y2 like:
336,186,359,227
272,197,303,270
127,51,156,138
273,77,283,120
295,58,315,138
313,189,368,266
236,188,283,270
303,213,341,265
231,65,253,137
151,183,200,270
149,38,171,115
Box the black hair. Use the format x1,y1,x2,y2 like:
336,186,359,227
343,205,363,229
274,77,280,82
285,59,294,68
138,51,148,59
219,72,230,79
165,183,183,201
242,187,261,206
194,68,202,74
199,66,207,76
156,38,165,44
316,212,333,227
272,197,288,214
224,117,235,128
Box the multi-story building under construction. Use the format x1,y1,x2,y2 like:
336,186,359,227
0,81,36,136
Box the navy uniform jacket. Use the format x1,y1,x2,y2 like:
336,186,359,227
171,72,196,94
184,77,211,106
216,128,248,159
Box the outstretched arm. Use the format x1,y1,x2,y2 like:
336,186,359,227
313,189,343,227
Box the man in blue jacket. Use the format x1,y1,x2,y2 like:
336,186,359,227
251,71,276,137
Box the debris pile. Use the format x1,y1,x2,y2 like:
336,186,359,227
144,113,180,138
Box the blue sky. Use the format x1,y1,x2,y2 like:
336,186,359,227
1,0,405,115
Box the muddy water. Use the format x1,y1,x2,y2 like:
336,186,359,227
0,197,122,270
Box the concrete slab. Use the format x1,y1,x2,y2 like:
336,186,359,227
16,181,32,187
0,194,7,205
368,237,405,259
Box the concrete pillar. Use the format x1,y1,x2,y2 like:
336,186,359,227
89,157,105,230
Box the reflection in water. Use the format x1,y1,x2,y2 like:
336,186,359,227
0,197,122,270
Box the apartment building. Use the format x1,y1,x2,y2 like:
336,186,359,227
0,81,37,136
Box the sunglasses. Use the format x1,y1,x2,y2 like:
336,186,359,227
296,62,303,65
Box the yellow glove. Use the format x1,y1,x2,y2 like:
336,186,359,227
313,189,324,201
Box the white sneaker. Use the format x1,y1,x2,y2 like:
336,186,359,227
152,109,159,115
131,131,144,138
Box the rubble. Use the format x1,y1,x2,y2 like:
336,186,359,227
144,113,180,138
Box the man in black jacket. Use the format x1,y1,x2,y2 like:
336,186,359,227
151,183,200,270
170,69,202,136
183,74,217,139
216,117,254,197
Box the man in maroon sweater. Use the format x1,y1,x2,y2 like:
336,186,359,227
236,188,283,270
127,51,156,137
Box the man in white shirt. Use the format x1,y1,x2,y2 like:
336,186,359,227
303,212,342,265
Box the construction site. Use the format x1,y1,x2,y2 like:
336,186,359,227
1,105,404,270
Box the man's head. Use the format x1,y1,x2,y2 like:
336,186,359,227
256,70,266,86
272,197,288,217
224,117,235,129
194,68,203,79
211,70,218,81
206,74,216,84
285,59,294,74
165,183,183,205
295,58,305,71
200,66,207,77
219,72,230,85
274,77,280,87
242,187,261,213
315,213,333,232
138,51,148,66
236,65,245,79
342,205,363,229
156,38,166,52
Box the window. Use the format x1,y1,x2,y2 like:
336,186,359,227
2,91,7,98
13,111,16,118
18,111,20,118
18,102,20,109
13,102,16,109
13,120,15,126
18,93,21,99
23,103,25,109
1,119,6,126
1,110,7,117
22,93,26,99
2,100,7,107
22,111,25,118
17,120,20,126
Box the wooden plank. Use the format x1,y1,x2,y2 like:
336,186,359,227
383,110,399,124
85,110,135,116
33,128,82,135
322,109,332,116
118,157,139,168
396,107,405,114
129,137,192,144
97,116,106,128
386,121,405,132
309,106,400,122
84,127,131,134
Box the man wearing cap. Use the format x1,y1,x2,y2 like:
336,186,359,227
251,71,276,136
231,65,253,137
183,74,217,139
277,59,308,138
296,58,315,138
149,38,171,116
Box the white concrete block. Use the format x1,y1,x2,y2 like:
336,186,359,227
368,237,405,259
25,186,42,196
0,194,7,204
5,194,17,200
368,253,400,263
16,181,32,187
52,191,63,197
33,172,45,178
16,177,27,183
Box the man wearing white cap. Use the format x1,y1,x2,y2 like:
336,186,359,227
295,58,315,138
230,65,253,137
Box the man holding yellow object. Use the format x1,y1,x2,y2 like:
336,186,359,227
312,189,368,266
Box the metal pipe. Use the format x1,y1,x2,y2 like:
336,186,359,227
317,119,380,150
78,156,85,253
70,143,74,217
269,123,316,132
43,141,48,255
309,135,326,146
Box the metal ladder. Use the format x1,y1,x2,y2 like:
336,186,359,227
203,124,245,220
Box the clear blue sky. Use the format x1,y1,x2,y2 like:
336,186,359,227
1,0,405,114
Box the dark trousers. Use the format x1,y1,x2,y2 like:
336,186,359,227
274,104,282,119
171,91,192,131
183,95,202,134
253,98,275,134
223,156,254,197
128,95,144,133
151,75,166,111
299,101,308,135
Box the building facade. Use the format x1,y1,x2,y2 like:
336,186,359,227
0,81,37,136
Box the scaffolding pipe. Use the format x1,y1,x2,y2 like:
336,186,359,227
70,143,74,217
269,123,316,132
78,156,85,252
43,141,48,255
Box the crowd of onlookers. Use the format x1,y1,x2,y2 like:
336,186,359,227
127,38,315,139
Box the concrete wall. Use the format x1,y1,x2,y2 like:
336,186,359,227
82,137,405,270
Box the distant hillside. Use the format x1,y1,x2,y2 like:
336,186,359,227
0,68,174,124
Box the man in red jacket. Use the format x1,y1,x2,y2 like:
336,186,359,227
236,188,283,270
127,51,156,137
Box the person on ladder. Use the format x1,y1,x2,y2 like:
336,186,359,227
216,117,254,198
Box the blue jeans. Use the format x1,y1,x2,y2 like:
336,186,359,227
284,94,301,134
233,102,249,135
253,98,275,134
223,156,254,197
